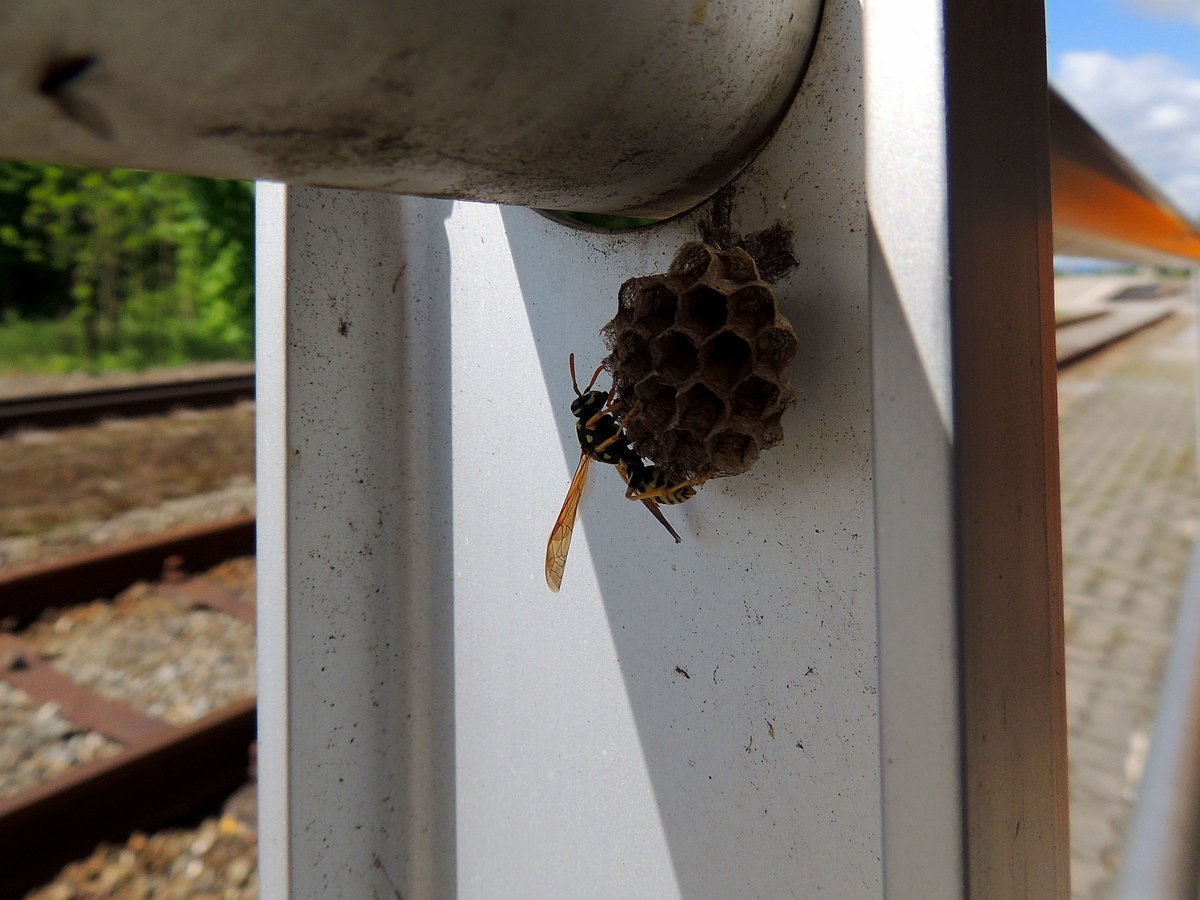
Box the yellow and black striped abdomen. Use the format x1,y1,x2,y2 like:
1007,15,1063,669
641,469,696,504
622,462,697,505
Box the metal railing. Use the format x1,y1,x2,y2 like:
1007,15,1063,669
1049,78,1200,900
1113,271,1200,900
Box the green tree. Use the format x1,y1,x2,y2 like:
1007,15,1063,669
0,162,70,319
0,163,254,370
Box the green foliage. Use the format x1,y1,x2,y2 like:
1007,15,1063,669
0,308,247,374
558,211,660,230
0,162,70,318
0,162,254,373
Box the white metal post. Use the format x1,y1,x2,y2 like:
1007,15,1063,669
250,1,1067,897
864,4,962,895
257,4,887,897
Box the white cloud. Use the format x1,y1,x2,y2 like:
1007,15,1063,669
1120,0,1200,26
1055,51,1200,217
1145,102,1189,130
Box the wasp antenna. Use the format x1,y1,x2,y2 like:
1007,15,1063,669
569,353,582,397
584,363,605,393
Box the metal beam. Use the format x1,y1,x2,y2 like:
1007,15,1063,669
256,1,887,893
944,4,1071,894
1050,88,1200,265
4,0,1196,261
0,0,820,217
256,0,1070,896
867,1,1069,895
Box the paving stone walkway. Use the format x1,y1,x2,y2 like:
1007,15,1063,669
1059,303,1200,898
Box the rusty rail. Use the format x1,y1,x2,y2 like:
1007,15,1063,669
0,518,259,895
0,372,254,433
0,699,257,898
0,515,256,627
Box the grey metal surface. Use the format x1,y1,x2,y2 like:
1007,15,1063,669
1115,554,1200,900
944,1,1070,894
257,1,884,895
7,0,1195,261
863,3,961,896
254,0,1072,895
867,2,1069,897
1114,273,1200,900
254,183,290,898
0,0,819,217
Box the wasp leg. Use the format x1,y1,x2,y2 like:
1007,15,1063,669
589,400,634,454
626,468,716,503
586,397,625,430
592,424,631,454
591,399,645,450
616,399,641,424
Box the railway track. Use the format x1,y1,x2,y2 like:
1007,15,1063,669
0,298,1172,894
0,372,255,433
0,300,1165,435
0,517,257,897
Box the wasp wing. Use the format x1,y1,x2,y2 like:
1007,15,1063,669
640,498,682,543
546,451,592,592
616,462,682,543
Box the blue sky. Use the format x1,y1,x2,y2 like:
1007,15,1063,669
1048,1,1200,64
1047,0,1200,220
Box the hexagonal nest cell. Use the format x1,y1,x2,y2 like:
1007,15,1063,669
601,241,799,481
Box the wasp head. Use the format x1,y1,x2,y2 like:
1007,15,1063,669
571,389,608,422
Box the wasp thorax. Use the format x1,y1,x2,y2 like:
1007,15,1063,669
601,241,798,481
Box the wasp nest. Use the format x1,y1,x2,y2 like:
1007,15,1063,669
601,241,798,480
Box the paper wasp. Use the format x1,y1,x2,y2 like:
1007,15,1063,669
544,354,712,592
